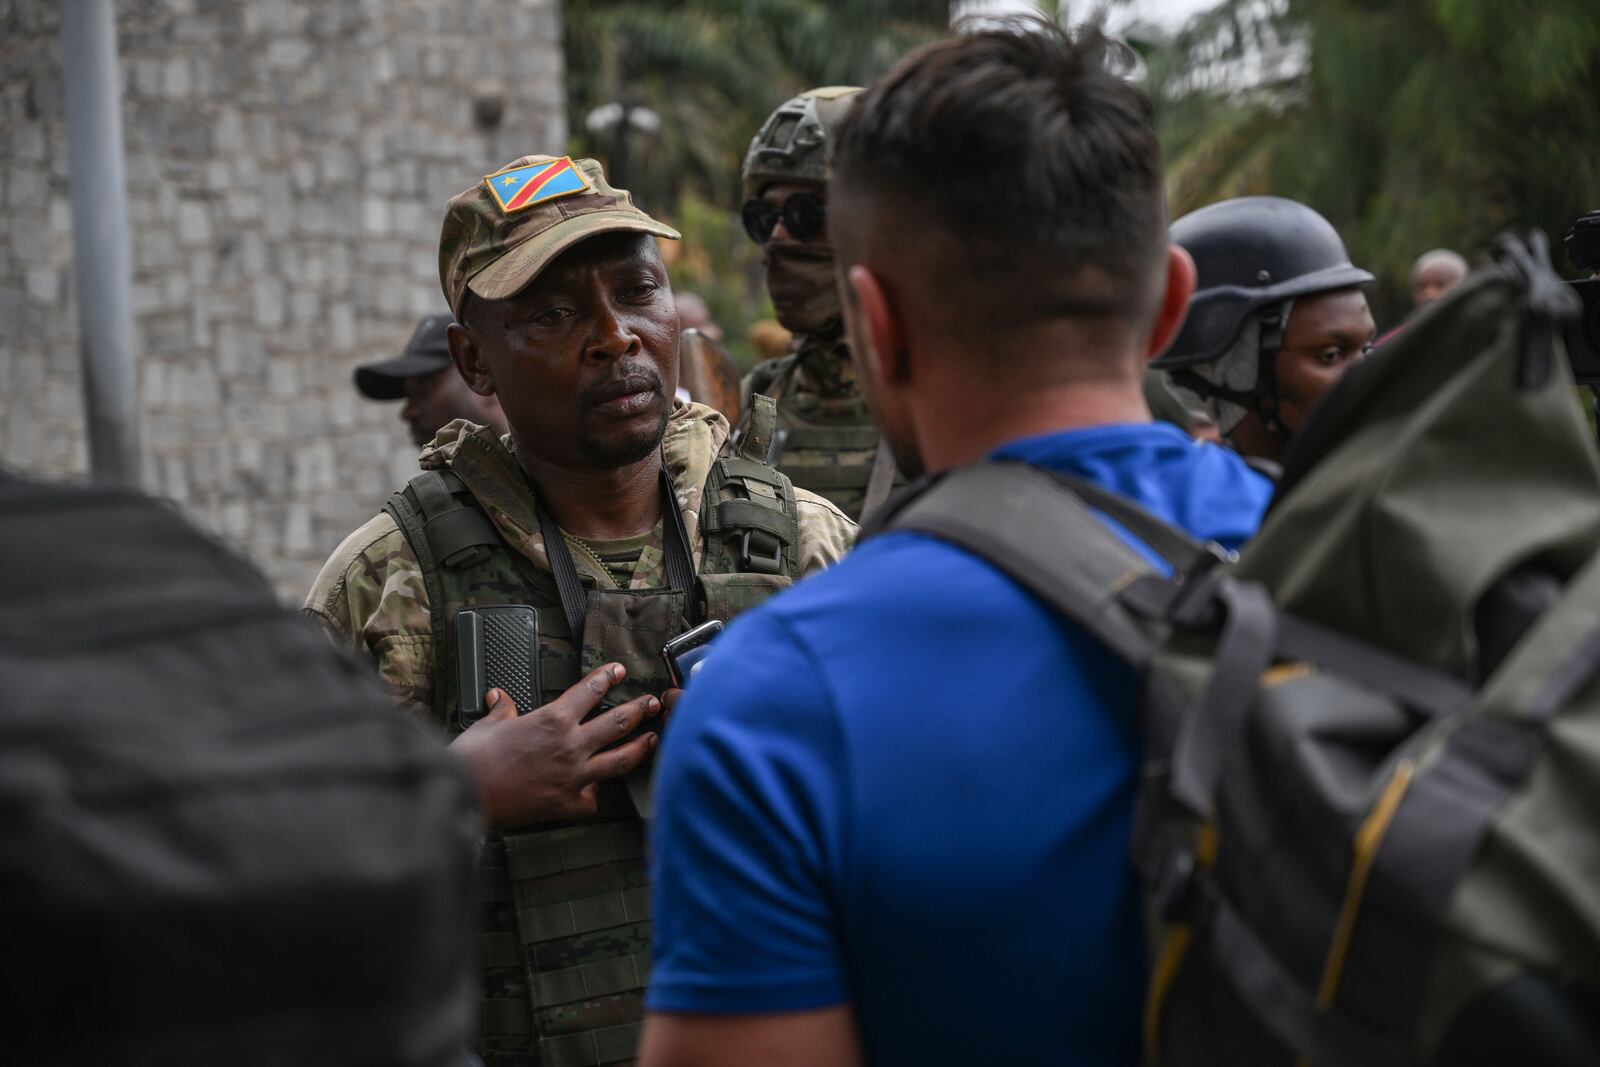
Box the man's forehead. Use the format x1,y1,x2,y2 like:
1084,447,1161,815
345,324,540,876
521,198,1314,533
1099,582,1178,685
403,367,451,393
1288,288,1373,334
1417,260,1464,281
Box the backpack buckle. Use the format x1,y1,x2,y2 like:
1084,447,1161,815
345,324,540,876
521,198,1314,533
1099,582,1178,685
739,529,784,575
1153,847,1199,921
1167,546,1231,628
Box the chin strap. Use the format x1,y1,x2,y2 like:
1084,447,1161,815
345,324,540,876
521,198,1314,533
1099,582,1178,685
1168,302,1294,447
1250,304,1292,445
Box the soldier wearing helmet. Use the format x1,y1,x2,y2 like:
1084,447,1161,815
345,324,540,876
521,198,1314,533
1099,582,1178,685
738,87,903,520
1153,196,1377,466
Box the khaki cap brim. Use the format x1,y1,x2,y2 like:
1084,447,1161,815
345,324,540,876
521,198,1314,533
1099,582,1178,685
466,210,682,304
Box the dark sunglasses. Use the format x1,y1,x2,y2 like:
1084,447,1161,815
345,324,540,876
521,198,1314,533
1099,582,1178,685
741,192,827,245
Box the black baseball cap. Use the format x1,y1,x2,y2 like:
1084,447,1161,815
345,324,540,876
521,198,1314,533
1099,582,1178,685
353,315,455,400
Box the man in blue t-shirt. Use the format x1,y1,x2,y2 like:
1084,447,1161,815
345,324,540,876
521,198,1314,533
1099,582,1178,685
641,20,1272,1067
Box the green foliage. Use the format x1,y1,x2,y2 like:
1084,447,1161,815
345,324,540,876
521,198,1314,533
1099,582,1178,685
1142,0,1600,324
561,1,946,365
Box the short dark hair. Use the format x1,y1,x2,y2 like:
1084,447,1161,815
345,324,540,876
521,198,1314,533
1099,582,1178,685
832,17,1167,326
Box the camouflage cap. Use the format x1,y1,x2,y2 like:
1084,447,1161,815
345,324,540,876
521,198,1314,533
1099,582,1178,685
438,155,680,320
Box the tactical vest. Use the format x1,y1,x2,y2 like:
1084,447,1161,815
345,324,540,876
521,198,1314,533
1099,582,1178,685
746,349,901,521
384,402,799,1067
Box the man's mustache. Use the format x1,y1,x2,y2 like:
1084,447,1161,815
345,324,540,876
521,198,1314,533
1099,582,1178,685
583,367,666,406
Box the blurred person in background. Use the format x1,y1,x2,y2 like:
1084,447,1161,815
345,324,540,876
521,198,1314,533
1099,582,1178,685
675,292,744,422
1412,247,1469,307
354,313,508,447
674,291,724,344
1152,196,1376,472
739,87,904,521
747,317,793,361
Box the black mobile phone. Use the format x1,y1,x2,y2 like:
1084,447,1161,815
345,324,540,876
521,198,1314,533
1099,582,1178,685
661,620,724,688
456,606,540,728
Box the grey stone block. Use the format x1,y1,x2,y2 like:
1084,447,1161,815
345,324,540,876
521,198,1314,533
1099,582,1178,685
131,282,164,314
226,192,262,221
289,288,320,325
263,174,292,238
164,57,191,96
7,165,45,209
253,276,286,328
267,38,312,69
329,301,355,349
205,160,231,192
138,228,179,270
24,268,57,307
361,195,389,234
177,200,211,245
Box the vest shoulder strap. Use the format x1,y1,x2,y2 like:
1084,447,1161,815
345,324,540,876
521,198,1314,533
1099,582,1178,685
734,357,799,457
738,391,781,466
384,469,517,724
699,431,801,578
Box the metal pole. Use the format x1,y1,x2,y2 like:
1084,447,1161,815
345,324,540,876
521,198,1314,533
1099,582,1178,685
60,0,142,487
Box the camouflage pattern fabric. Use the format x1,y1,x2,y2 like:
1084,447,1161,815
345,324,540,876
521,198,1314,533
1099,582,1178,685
304,400,853,713
742,337,903,521
438,155,680,322
305,400,852,1065
741,86,863,198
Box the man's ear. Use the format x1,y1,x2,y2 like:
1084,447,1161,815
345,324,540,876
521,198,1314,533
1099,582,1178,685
1145,244,1197,363
447,321,496,397
846,265,910,384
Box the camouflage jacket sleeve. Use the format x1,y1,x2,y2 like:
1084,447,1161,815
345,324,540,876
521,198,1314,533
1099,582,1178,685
792,486,857,576
302,512,435,714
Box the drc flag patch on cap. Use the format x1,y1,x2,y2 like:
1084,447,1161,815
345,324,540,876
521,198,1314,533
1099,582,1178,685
484,157,591,214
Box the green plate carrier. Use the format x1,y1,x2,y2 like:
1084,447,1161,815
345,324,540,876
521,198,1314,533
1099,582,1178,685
383,399,799,1066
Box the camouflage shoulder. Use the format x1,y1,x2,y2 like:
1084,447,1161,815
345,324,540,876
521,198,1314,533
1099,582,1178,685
303,511,435,712
792,486,858,576
742,356,791,404
305,512,410,633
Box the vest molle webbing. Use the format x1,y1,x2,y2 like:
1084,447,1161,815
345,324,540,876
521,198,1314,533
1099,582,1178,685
747,353,902,520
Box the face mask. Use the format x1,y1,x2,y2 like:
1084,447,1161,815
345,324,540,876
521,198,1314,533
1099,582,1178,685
764,242,843,336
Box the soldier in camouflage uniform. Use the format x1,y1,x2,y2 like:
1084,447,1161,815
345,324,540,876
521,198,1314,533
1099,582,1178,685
305,154,855,1067
738,87,904,521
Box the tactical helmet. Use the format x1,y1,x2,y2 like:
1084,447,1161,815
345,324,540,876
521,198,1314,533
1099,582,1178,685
742,86,862,198
1154,196,1374,369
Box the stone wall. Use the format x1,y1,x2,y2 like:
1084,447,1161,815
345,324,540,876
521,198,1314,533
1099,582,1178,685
0,0,566,597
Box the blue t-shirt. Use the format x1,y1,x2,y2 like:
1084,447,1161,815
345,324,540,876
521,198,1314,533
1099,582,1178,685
647,422,1271,1065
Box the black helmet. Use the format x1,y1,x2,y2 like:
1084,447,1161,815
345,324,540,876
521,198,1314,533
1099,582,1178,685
1154,196,1373,369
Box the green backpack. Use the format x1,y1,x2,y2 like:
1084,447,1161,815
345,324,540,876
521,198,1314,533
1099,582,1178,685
871,235,1600,1065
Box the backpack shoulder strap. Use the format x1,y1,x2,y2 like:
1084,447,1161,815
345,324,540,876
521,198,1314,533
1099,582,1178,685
868,461,1189,668
1040,469,1221,573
